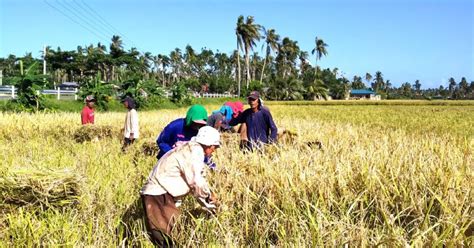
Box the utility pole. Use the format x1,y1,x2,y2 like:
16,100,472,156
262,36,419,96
0,70,3,86
43,45,47,75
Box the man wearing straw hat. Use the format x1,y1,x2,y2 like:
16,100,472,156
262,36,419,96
141,126,220,246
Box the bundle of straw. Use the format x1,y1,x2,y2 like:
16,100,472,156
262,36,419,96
277,128,299,145
73,125,119,143
0,168,83,209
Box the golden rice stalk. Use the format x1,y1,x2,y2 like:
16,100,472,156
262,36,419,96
0,168,83,209
73,125,119,143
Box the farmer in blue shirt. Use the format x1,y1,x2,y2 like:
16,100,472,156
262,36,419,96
156,105,208,159
229,91,278,150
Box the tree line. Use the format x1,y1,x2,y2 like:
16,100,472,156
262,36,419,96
1,15,473,109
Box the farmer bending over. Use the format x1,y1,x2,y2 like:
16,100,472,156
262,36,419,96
207,105,233,131
141,126,220,246
156,104,208,159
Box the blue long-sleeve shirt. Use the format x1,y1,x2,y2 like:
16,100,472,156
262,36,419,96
229,107,278,147
156,118,199,159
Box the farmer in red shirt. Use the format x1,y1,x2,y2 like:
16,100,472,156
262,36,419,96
81,95,96,125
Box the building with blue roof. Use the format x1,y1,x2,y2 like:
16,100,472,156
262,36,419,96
349,89,380,100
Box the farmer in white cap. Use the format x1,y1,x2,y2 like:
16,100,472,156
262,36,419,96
141,126,220,246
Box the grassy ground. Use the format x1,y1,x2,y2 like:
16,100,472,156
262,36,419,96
0,103,472,246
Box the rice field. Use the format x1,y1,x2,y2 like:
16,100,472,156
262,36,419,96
0,102,473,246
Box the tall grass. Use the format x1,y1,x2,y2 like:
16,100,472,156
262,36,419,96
0,104,472,246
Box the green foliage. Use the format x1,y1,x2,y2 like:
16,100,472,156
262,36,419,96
170,82,193,105
267,77,305,100
119,75,166,109
207,76,235,93
182,78,201,92
305,78,329,100
1,33,472,104
79,73,113,110
241,80,264,98
9,61,48,112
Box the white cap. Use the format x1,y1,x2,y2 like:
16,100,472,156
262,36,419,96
192,126,221,146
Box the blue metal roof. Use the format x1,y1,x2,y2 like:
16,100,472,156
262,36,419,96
350,89,375,95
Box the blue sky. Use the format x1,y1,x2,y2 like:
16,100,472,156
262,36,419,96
1,0,473,88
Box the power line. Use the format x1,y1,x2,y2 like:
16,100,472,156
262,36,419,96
67,0,117,40
43,0,109,44
77,0,139,49
54,0,111,41
72,0,118,37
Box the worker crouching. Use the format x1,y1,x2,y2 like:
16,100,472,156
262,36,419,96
140,126,220,247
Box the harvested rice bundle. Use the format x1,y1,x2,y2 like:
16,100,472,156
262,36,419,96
73,125,119,143
277,128,299,144
0,168,83,208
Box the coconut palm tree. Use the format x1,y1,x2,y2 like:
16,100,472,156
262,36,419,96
110,35,124,58
385,79,392,90
365,72,372,86
152,55,161,79
250,52,261,81
307,78,328,100
260,28,279,83
413,80,421,95
277,37,300,78
238,16,262,89
184,45,197,77
157,54,170,87
235,16,244,96
311,37,328,76
459,77,468,97
169,48,182,83
298,51,309,76
372,71,384,92
351,76,365,89
97,42,107,54
140,52,153,78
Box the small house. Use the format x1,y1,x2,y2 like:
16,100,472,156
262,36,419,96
349,89,380,100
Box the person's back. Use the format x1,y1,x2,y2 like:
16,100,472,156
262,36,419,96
141,126,220,246
207,112,225,130
156,104,209,159
142,141,207,197
156,118,198,159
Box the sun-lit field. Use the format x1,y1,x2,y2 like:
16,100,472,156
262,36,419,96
1,102,473,246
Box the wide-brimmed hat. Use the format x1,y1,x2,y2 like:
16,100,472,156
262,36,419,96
192,126,220,146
